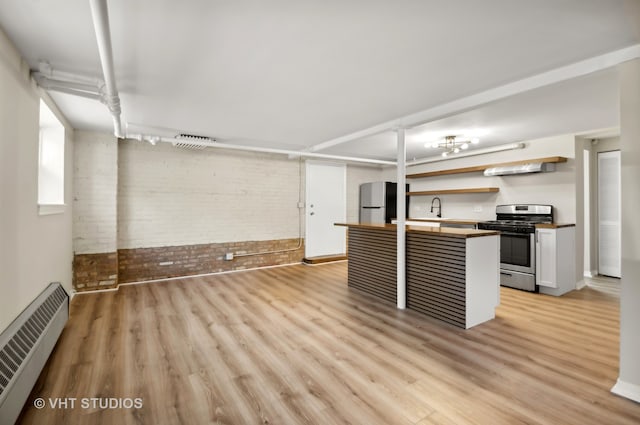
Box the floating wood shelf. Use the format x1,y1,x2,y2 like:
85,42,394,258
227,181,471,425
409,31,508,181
407,187,499,196
407,156,568,179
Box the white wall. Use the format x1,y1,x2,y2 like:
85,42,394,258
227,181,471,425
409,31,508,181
0,29,73,333
73,131,118,254
614,58,640,402
591,137,620,153
384,134,576,223
117,139,304,249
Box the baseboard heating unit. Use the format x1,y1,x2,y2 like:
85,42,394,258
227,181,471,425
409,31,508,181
0,283,69,424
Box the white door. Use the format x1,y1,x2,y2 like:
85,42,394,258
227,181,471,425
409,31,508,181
305,162,346,258
597,150,621,277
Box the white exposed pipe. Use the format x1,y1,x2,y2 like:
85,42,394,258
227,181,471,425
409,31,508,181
128,133,525,167
127,133,396,165
32,73,103,97
126,134,524,167
89,0,123,138
37,62,105,88
35,84,103,102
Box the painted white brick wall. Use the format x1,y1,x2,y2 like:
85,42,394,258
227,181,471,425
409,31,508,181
118,140,304,249
73,131,118,254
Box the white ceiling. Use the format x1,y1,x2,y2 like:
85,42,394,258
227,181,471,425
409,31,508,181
0,0,638,161
329,68,621,161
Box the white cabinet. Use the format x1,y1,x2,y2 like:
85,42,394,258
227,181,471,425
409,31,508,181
410,221,440,227
536,226,576,296
536,228,557,288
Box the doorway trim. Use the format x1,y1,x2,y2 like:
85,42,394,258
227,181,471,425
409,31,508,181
597,149,621,278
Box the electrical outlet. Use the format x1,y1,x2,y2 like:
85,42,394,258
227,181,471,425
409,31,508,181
224,252,234,261
473,205,483,213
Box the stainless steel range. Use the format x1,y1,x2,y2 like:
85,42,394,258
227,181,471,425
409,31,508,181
477,205,553,292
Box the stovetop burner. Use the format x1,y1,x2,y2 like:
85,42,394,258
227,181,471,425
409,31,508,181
478,204,553,234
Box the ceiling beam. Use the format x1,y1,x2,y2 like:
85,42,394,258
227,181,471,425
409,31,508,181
307,44,640,153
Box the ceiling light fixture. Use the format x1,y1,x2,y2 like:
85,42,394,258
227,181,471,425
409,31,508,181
427,135,480,157
408,142,525,167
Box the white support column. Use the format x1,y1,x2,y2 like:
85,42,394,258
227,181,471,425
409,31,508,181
612,58,640,403
396,127,406,309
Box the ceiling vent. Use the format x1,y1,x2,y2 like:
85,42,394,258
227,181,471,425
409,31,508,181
171,142,207,150
172,133,215,150
483,162,555,176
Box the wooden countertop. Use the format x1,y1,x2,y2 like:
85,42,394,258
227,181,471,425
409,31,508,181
391,219,576,229
334,223,499,238
535,223,576,229
399,218,577,228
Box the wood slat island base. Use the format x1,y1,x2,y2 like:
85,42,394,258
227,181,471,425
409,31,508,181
338,223,500,329
347,226,397,303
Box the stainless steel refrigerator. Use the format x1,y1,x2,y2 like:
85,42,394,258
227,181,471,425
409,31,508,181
359,182,409,223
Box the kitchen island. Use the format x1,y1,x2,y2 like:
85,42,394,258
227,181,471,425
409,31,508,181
335,223,500,329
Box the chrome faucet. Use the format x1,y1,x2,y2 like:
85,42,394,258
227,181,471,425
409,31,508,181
430,197,442,218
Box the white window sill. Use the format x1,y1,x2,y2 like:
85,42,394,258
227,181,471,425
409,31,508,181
38,204,66,216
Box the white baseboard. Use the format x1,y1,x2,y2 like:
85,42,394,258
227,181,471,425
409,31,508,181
575,279,586,290
611,378,640,403
584,269,599,278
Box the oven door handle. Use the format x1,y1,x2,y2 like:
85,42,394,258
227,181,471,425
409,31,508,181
499,231,531,237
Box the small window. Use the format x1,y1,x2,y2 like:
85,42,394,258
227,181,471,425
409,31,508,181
38,99,65,214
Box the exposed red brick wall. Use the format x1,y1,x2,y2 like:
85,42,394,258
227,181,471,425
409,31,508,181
73,252,118,291
117,238,304,284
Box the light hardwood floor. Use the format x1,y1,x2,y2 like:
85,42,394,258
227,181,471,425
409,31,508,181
585,274,621,296
18,262,640,424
